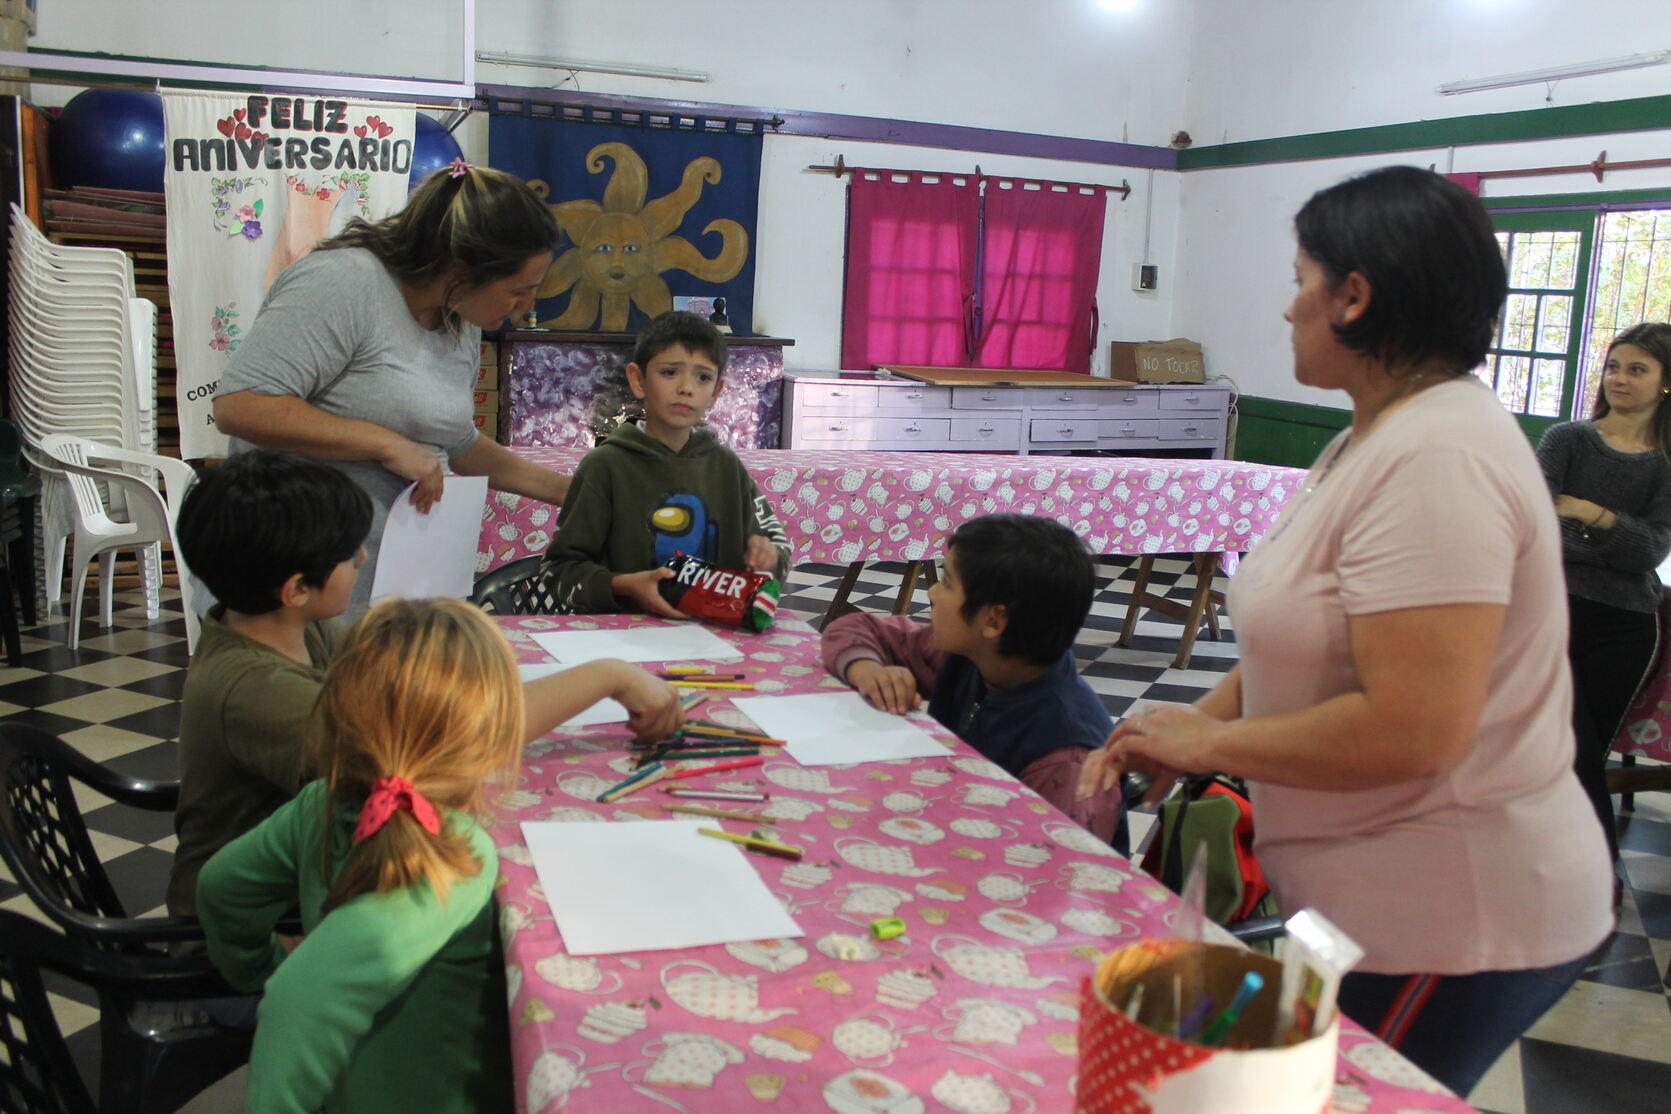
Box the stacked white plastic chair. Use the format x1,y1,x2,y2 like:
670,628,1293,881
6,203,167,632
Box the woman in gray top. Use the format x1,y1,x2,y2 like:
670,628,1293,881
215,165,570,607
1538,322,1671,866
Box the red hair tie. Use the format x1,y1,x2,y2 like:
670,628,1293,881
352,776,441,844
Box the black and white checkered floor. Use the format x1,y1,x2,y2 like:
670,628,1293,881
3,556,1669,1113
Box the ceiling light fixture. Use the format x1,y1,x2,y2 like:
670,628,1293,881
1438,50,1670,95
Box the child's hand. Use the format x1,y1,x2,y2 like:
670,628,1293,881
611,568,687,619
745,535,780,574
611,664,685,741
846,660,920,714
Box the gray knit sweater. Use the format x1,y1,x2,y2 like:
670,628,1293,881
1537,421,1671,613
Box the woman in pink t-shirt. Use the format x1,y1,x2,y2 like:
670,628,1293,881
1081,166,1612,1095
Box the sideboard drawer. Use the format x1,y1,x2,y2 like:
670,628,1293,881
874,418,950,443
799,383,879,411
1025,387,1101,411
873,385,953,411
952,387,1025,410
1097,418,1161,441
1030,418,1099,443
1158,417,1220,442
949,417,1021,447
802,417,877,443
1158,390,1222,412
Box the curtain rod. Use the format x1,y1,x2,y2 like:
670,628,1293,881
807,153,1130,199
1468,149,1671,183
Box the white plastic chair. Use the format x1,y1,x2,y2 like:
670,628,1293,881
37,435,199,653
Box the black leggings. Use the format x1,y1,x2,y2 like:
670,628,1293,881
1566,594,1660,863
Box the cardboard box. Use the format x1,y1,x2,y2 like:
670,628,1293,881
472,410,498,438
472,389,498,415
1110,338,1205,384
479,340,498,367
472,362,497,388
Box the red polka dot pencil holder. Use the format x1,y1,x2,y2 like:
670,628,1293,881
1076,939,1337,1114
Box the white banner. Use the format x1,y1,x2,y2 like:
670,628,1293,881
163,91,415,458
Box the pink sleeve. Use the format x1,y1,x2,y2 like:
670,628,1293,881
1338,445,1519,614
1020,749,1120,846
819,612,944,696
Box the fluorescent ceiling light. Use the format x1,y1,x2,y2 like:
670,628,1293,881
475,51,709,84
1438,50,1670,95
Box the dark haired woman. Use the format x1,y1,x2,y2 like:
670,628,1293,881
215,165,570,607
1538,322,1671,867
1081,166,1611,1094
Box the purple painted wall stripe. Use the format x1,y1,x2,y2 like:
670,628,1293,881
476,84,1176,171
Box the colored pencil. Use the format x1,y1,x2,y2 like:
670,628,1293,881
679,692,709,712
662,787,768,802
669,681,756,691
663,664,731,676
665,756,765,780
596,762,664,802
667,804,772,824
658,671,745,681
688,719,768,737
646,748,761,764
696,827,804,861
678,725,787,746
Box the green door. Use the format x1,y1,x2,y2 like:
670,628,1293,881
1483,211,1596,441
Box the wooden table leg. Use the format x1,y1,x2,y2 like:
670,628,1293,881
1172,553,1221,669
1117,556,1156,648
892,562,926,615
1197,555,1222,641
819,562,866,630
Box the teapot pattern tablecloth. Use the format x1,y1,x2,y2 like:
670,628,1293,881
477,447,1304,578
491,614,1473,1113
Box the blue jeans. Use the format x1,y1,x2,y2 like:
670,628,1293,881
1335,951,1593,1097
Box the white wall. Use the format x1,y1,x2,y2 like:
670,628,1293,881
1176,0,1671,406
1186,0,1671,141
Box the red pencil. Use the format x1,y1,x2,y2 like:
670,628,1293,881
665,756,765,780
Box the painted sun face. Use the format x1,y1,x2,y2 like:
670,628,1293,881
533,142,749,331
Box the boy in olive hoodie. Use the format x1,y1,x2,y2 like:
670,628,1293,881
542,312,791,615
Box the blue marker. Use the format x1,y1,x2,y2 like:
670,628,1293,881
1200,971,1265,1047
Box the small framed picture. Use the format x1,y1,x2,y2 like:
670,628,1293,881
673,295,716,319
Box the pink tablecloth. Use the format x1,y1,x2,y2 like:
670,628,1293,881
477,448,1304,576
1613,593,1671,762
490,614,1471,1113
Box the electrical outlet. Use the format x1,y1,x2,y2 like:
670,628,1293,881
1132,263,1159,292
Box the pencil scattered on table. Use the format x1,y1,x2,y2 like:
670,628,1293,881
665,756,765,780
670,680,756,691
696,826,804,861
595,762,665,803
663,787,768,802
667,803,772,824
658,671,745,681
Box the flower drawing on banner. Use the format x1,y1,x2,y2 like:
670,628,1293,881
286,172,373,215
211,177,264,240
209,304,242,354
532,142,748,331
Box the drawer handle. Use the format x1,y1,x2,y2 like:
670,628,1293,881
1184,395,1200,403
1057,393,1074,401
1057,426,1077,435
830,390,847,397
904,424,922,433
905,391,922,400
828,424,848,432
1121,425,1136,433
1121,394,1137,402
979,425,994,433
1182,426,1198,434
981,392,998,401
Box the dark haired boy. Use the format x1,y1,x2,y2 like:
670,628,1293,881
821,515,1125,850
542,311,791,615
165,449,372,916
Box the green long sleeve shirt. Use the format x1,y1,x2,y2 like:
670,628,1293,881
196,781,513,1114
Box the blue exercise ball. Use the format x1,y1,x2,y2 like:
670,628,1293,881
409,113,464,191
50,88,166,193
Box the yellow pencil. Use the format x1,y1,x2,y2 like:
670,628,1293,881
670,681,756,691
696,827,804,861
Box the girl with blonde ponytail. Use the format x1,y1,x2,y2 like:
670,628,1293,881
195,598,526,1114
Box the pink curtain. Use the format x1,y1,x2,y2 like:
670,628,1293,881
841,173,979,370
975,183,1106,372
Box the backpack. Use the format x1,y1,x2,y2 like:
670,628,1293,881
1139,773,1271,925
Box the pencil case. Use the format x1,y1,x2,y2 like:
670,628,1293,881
657,552,780,631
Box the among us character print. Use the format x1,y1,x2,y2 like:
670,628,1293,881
648,490,718,566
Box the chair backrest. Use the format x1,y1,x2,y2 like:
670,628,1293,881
39,433,172,542
0,725,139,930
0,911,99,1114
469,555,570,615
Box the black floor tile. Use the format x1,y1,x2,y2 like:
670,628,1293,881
1135,683,1221,705
102,846,176,920
102,742,181,785
0,672,106,707
1618,816,1671,858
1519,1035,1671,1114
118,671,188,701
82,801,177,845
1631,889,1671,939
10,644,116,673
0,709,105,737
1082,660,1168,682
1580,929,1666,993
101,704,182,740
127,642,194,669
41,968,100,1009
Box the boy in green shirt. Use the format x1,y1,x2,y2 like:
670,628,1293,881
542,312,792,614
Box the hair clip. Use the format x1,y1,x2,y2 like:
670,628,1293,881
446,156,473,179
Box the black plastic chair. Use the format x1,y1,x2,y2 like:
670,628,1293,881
0,724,252,1112
0,417,41,665
470,554,569,615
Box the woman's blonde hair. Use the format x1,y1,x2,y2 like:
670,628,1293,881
310,597,524,913
319,164,558,331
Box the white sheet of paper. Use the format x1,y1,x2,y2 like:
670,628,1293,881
731,692,949,766
369,476,489,602
520,819,802,955
528,625,742,666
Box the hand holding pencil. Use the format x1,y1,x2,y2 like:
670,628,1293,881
609,663,685,741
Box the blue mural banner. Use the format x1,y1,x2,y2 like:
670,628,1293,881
489,111,760,334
